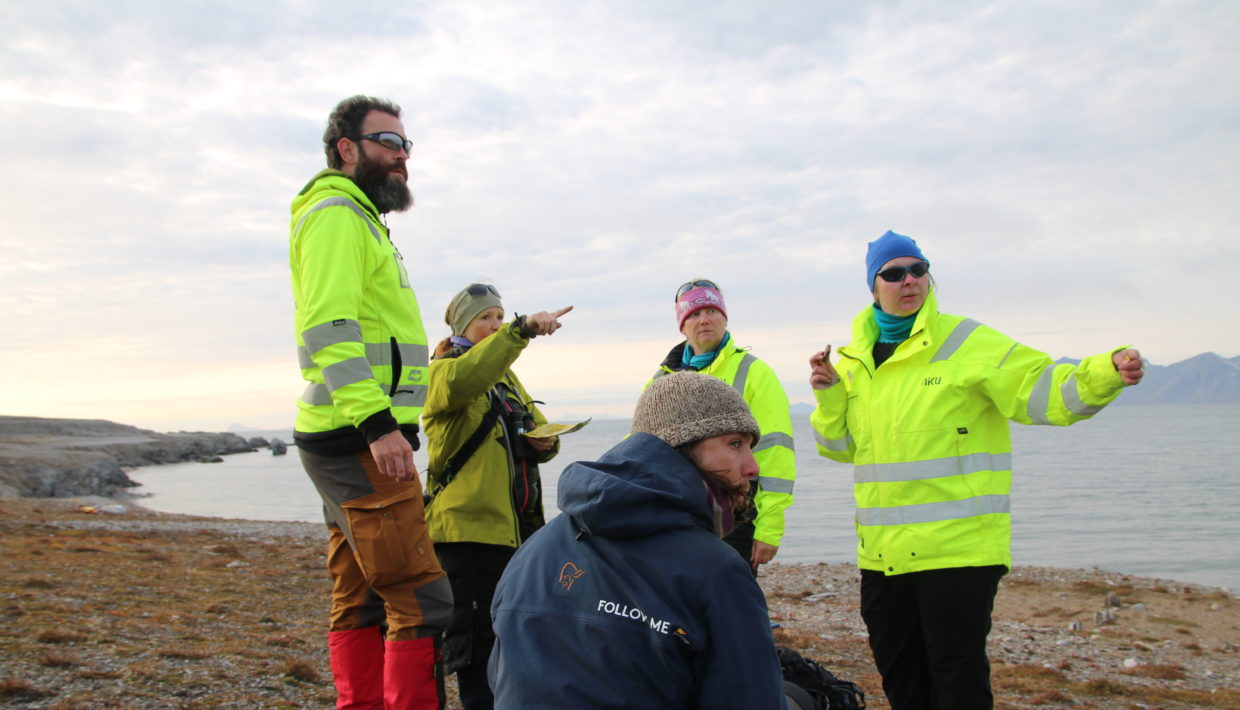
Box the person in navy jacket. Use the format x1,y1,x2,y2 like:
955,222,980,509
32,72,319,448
488,372,789,709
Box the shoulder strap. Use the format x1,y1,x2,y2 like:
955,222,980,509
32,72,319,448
431,389,505,495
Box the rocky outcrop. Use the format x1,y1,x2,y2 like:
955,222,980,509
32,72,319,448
0,416,258,498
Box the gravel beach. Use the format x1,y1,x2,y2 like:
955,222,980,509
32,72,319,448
2,496,1237,709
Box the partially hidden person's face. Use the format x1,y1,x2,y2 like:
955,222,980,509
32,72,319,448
680,307,727,354
352,110,413,213
685,432,758,508
873,256,930,317
464,306,504,344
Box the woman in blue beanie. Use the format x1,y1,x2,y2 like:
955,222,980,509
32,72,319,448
806,230,1145,709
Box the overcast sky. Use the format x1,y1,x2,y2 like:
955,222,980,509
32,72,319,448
2,1,1236,432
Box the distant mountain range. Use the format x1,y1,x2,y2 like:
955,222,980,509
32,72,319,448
1076,352,1240,406
789,352,1240,411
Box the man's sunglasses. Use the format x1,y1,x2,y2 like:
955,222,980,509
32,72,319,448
355,132,413,154
876,262,930,283
676,279,719,299
466,283,501,298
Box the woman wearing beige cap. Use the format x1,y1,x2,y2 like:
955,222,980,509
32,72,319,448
422,283,570,710
489,371,787,709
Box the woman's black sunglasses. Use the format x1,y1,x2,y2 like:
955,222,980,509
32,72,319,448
876,262,930,283
675,279,719,299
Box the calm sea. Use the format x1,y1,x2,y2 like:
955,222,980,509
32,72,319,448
130,404,1240,591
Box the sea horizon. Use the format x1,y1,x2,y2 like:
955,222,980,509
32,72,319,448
135,403,1240,592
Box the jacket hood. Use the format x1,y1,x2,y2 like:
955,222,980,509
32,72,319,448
290,169,379,220
658,335,741,372
557,433,713,540
659,341,689,371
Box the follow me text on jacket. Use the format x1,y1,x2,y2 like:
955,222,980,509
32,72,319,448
289,170,428,451
488,433,787,709
811,288,1128,576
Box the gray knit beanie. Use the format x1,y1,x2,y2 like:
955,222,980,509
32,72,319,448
631,371,761,448
445,283,503,336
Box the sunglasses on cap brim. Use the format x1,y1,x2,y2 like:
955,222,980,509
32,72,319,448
675,279,719,300
466,284,501,298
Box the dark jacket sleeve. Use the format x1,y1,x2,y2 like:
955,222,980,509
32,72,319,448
696,560,790,709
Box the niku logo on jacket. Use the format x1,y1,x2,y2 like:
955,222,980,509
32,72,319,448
558,562,586,591
597,599,675,635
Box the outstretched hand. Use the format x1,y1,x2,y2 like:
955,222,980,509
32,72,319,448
525,306,573,337
809,345,839,390
1112,348,1145,386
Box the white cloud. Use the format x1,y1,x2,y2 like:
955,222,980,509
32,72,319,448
0,0,1236,430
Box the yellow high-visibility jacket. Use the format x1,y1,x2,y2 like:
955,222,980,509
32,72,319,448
811,288,1127,575
423,323,558,548
289,170,429,452
652,337,796,547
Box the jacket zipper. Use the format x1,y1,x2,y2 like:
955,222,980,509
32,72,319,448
389,337,402,398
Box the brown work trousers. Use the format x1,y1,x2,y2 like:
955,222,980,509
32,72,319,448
301,447,453,641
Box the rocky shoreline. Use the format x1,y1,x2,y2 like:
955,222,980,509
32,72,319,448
2,417,1237,707
1,497,1237,708
0,415,285,498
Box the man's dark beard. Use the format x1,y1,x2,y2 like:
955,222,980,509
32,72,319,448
354,148,412,214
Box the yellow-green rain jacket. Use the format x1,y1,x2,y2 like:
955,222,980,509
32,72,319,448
651,337,796,547
423,324,559,548
289,170,429,450
811,288,1127,575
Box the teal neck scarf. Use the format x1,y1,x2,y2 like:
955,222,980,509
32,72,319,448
683,332,732,370
872,304,917,344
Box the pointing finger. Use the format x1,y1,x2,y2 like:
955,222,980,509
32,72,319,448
551,305,574,318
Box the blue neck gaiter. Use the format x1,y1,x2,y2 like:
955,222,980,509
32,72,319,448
872,304,917,343
683,332,731,370
449,335,474,351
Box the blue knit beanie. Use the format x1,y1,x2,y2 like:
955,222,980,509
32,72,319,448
866,230,927,290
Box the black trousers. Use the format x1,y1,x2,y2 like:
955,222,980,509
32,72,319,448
723,517,756,576
860,565,1005,710
434,542,516,710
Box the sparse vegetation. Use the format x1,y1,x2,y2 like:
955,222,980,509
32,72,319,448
3,498,1239,710
1121,663,1187,680
0,678,54,702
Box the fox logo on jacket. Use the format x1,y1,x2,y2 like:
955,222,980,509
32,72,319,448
558,562,586,591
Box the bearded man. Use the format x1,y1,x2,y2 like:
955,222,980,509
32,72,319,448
289,95,451,709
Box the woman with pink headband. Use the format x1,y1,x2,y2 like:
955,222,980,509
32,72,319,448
647,278,797,575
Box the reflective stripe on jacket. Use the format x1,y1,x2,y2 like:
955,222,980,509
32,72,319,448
651,338,796,547
289,170,429,439
810,288,1127,575
423,324,557,548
